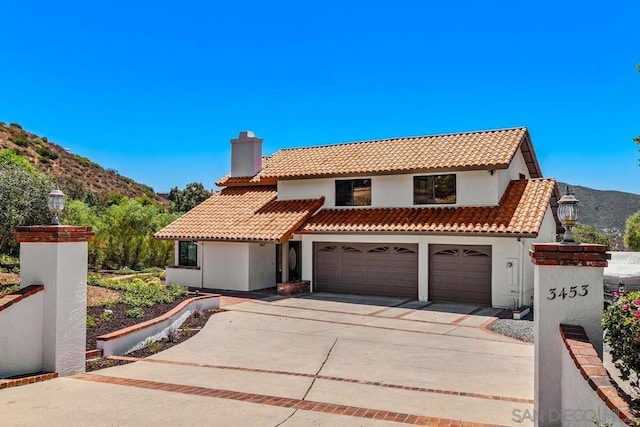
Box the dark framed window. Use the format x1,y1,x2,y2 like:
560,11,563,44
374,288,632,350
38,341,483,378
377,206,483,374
414,174,456,204
335,179,371,206
178,241,198,266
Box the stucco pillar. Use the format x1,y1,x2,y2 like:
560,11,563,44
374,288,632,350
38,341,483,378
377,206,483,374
15,226,94,376
530,243,608,427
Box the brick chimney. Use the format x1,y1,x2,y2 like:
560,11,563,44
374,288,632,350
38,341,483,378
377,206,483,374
231,131,263,177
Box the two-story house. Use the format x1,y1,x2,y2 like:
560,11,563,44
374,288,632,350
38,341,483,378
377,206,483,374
155,127,560,308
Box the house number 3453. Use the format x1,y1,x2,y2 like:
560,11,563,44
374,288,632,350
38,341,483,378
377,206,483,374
547,285,589,300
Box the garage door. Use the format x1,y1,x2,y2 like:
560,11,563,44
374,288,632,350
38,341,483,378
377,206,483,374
429,245,492,305
314,243,418,299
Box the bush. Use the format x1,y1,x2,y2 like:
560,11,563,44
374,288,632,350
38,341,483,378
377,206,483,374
0,283,19,297
602,290,640,397
35,146,58,160
86,315,99,328
9,133,29,147
125,307,145,318
0,254,19,269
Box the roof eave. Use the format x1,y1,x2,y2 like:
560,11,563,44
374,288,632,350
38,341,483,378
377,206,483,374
271,164,511,181
295,230,538,238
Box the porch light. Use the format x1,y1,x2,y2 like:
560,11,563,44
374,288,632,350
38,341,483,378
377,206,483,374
48,186,65,225
618,282,626,295
557,186,579,243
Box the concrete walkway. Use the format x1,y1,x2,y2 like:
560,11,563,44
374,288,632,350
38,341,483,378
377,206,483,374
1,293,534,426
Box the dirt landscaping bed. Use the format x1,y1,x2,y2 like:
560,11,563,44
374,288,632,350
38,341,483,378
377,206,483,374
86,307,220,372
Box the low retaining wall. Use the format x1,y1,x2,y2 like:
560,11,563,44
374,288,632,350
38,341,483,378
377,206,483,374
277,281,310,296
96,294,220,357
559,324,636,426
0,285,45,378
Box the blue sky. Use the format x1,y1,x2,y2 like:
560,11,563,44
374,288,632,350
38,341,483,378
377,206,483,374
0,1,638,194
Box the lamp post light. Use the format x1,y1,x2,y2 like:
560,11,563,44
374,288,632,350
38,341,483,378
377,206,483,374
557,185,579,244
48,186,65,225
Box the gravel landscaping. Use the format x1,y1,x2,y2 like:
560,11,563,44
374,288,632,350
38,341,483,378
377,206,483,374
486,318,534,342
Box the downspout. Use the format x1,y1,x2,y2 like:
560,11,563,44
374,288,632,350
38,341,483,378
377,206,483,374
518,238,524,307
200,241,204,289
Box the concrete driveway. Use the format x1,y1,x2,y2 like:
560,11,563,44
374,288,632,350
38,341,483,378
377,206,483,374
1,293,534,426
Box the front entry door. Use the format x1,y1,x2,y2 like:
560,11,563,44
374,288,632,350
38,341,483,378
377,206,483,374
288,241,301,281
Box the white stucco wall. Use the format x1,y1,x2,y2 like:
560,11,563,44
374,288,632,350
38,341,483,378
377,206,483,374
248,243,276,290
277,147,535,209
278,171,501,207
521,207,558,305
0,292,44,377
497,148,531,199
201,241,250,291
166,241,275,291
298,233,533,307
165,266,202,287
560,344,625,426
19,241,88,376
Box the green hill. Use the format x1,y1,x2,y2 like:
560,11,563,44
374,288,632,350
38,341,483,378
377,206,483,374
0,121,165,205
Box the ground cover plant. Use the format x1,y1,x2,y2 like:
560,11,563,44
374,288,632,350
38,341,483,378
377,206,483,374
85,271,222,372
85,272,189,349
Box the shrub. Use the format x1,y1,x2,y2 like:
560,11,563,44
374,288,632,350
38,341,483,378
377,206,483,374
0,254,19,269
9,123,22,129
0,283,19,297
602,290,640,396
86,315,99,328
9,133,29,147
35,146,58,160
125,307,145,318
144,339,163,354
191,303,204,318
165,326,182,343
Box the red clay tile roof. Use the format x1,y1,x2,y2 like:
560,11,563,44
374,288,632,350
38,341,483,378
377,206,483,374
298,179,556,236
217,127,530,186
154,186,324,242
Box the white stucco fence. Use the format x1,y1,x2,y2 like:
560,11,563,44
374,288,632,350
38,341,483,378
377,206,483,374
560,339,626,426
96,295,220,357
0,289,44,378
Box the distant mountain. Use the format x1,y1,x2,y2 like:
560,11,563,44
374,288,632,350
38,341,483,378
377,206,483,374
0,122,165,205
558,182,640,248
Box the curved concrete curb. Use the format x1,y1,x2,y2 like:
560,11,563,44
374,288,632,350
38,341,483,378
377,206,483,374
96,295,220,357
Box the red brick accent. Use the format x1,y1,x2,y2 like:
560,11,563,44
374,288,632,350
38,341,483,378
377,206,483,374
14,226,94,243
559,324,638,423
232,304,522,344
74,373,510,426
529,243,610,267
277,281,310,296
0,371,58,389
85,349,103,360
96,295,219,341
107,355,533,404
0,285,44,313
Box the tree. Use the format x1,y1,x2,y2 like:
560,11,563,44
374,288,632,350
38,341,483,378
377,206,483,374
572,223,616,250
0,149,52,255
625,211,640,251
168,182,211,213
62,200,105,268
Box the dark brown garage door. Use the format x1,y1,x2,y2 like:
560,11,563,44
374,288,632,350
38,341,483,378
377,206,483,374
314,243,418,299
429,245,492,305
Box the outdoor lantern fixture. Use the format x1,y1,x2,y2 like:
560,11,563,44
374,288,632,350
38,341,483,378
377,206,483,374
557,185,579,243
48,186,65,225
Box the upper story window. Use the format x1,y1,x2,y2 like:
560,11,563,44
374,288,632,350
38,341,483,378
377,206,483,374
414,174,456,205
335,179,371,206
178,241,198,266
